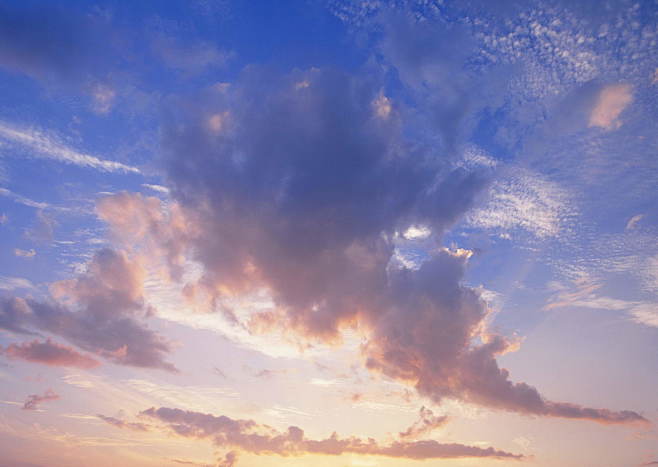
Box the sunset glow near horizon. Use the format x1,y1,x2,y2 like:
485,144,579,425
0,1,657,466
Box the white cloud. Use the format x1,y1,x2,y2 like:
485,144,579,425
402,225,431,240
466,168,573,239
0,187,48,209
142,184,170,194
0,121,140,174
545,276,658,328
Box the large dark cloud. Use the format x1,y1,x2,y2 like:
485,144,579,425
0,249,176,371
134,62,647,423
0,3,115,84
162,66,485,339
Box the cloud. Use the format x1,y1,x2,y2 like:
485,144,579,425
90,83,116,114
399,406,448,439
151,34,232,75
0,4,86,80
0,276,33,291
0,249,176,371
26,210,57,243
544,276,658,329
97,414,150,432
22,389,59,411
626,214,644,230
1,338,100,369
465,168,573,239
96,192,196,282
0,122,140,174
96,64,644,423
14,248,36,258
217,452,237,467
0,187,48,209
142,184,170,194
135,406,521,462
588,84,633,130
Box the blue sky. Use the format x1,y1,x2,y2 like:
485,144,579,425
0,1,657,466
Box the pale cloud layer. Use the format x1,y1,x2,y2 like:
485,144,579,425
588,84,633,130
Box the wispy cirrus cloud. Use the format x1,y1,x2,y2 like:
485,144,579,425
0,276,33,291
544,273,658,328
0,187,48,209
0,122,140,174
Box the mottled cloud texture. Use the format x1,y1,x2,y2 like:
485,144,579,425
92,64,647,424
134,407,521,463
0,249,175,371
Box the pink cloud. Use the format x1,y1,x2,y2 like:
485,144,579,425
0,249,176,371
22,388,59,410
97,414,150,432
134,406,522,464
399,406,448,439
589,83,633,130
1,338,100,369
93,68,645,424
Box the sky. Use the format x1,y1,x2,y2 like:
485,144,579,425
0,1,657,466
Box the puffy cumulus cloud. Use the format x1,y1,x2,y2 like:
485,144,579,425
161,66,486,339
589,83,633,130
1,338,100,369
134,406,521,463
0,248,176,371
362,250,646,424
399,406,448,439
22,388,59,411
94,64,644,422
97,192,197,282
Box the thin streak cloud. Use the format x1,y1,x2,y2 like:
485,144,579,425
0,122,140,174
